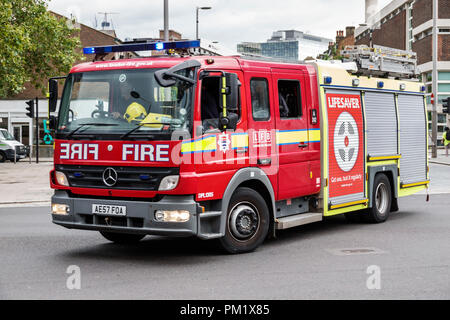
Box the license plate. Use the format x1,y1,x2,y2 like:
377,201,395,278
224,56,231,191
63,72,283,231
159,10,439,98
92,204,127,216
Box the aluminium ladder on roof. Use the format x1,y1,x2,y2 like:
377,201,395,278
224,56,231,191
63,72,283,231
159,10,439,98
341,45,418,79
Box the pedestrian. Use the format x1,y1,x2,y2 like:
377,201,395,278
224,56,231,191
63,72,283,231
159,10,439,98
444,127,450,157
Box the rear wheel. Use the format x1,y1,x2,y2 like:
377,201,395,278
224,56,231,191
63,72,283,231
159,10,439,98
0,151,6,163
219,187,270,254
99,231,145,244
363,174,392,223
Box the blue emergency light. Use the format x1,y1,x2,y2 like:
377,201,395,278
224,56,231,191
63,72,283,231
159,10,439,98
83,40,200,55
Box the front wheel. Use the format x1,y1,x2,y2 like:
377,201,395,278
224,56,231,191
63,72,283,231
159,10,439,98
0,151,6,163
363,174,392,223
219,187,270,254
99,231,145,244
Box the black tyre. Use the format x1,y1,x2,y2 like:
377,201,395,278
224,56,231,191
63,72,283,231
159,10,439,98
99,231,145,244
0,151,6,163
363,174,392,223
219,187,270,254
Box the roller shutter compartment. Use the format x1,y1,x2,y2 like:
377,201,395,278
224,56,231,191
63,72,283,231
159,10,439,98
397,94,427,185
364,92,398,157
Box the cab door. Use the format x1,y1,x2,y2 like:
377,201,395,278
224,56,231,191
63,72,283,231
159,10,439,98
245,69,278,196
272,68,316,200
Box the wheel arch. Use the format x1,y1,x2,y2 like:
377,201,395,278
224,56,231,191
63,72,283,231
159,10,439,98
220,168,276,236
368,165,398,208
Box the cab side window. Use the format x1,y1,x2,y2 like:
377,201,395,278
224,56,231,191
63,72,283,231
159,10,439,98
278,80,302,119
251,78,270,121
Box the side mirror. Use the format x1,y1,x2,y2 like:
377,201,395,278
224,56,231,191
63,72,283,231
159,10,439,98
218,73,240,113
219,112,238,131
48,115,57,130
155,60,201,87
48,79,58,112
218,73,240,131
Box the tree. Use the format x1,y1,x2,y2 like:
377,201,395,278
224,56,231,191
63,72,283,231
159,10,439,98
0,0,82,98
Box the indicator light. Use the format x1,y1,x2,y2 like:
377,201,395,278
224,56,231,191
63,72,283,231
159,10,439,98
55,171,69,186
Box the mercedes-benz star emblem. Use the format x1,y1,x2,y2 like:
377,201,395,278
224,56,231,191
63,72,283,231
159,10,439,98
102,168,118,187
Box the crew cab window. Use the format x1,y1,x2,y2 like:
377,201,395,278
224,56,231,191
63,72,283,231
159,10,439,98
278,80,302,119
251,78,270,121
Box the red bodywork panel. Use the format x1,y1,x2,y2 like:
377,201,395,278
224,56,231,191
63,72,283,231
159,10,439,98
52,56,321,203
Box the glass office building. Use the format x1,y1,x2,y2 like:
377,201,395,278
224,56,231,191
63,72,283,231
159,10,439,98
238,30,332,62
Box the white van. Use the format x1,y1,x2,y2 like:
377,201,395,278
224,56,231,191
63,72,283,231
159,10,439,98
0,128,28,162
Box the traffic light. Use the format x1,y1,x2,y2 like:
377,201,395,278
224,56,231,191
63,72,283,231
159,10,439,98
25,99,35,118
443,97,450,114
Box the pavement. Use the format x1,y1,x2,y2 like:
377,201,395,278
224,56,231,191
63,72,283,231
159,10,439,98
0,161,53,207
0,194,448,299
429,150,450,166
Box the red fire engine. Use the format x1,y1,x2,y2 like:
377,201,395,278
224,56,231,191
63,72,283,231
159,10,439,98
48,41,429,253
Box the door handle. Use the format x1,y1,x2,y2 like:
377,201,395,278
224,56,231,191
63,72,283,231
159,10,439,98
298,143,308,148
257,158,272,165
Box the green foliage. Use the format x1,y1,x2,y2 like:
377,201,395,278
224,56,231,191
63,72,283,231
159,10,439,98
0,0,82,98
319,43,345,61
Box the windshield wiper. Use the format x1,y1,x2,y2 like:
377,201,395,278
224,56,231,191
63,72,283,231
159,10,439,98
120,121,181,140
66,123,118,139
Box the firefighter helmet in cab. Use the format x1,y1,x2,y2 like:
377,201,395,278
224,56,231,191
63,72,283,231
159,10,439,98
124,102,147,123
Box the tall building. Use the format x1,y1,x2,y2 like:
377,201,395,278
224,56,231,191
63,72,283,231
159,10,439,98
355,0,450,144
237,30,332,62
236,42,262,56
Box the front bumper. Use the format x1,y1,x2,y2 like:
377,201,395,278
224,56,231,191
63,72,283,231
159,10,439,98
51,190,223,239
5,148,27,160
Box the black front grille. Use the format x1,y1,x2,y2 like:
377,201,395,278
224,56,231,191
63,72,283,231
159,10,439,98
56,165,179,191
15,145,27,155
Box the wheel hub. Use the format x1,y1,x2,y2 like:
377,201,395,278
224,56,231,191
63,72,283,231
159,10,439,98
375,182,389,215
229,203,260,241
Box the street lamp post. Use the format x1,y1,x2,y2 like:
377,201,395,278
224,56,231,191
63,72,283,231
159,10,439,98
164,0,169,41
196,6,212,40
431,0,438,158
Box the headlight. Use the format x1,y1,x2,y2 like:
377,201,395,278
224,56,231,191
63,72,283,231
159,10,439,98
154,210,190,222
55,171,69,186
159,175,179,191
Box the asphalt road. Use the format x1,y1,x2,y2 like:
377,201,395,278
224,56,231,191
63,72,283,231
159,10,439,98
0,192,449,300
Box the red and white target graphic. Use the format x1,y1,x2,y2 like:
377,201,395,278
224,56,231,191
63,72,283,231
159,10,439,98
326,93,364,198
333,111,359,172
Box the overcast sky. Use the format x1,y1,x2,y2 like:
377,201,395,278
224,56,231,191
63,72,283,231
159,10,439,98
47,0,392,49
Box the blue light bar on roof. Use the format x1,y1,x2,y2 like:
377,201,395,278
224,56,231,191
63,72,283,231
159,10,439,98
83,40,200,55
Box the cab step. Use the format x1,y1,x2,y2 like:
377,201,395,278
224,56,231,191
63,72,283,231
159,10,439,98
275,213,322,230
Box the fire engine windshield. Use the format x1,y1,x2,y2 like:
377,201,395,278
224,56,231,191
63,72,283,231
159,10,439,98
57,68,195,139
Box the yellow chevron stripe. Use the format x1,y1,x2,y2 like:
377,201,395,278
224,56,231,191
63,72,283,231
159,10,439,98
231,134,249,149
181,129,321,153
276,130,321,145
181,136,217,154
